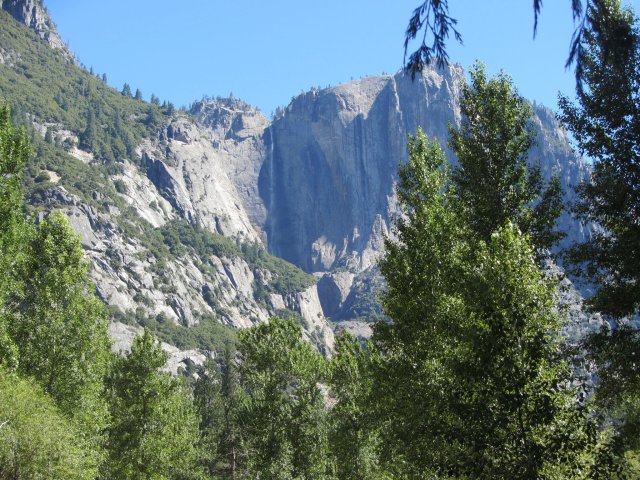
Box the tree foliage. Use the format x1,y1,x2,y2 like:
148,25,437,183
194,345,243,478
0,369,98,480
404,0,618,89
105,329,204,480
560,0,640,317
558,2,640,470
450,63,564,252
403,0,462,77
0,104,108,477
238,317,330,480
585,325,640,465
9,212,110,437
0,103,27,369
374,130,610,478
329,332,383,479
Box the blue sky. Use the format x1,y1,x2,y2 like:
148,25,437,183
45,1,639,116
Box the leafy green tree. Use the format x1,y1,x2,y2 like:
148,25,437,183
0,104,27,368
135,88,143,101
0,108,108,470
449,62,563,251
559,1,640,470
560,0,640,317
105,329,204,480
8,212,111,448
329,332,383,479
0,369,98,480
238,317,330,480
585,326,640,467
374,131,610,478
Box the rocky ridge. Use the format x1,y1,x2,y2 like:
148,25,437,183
1,0,72,59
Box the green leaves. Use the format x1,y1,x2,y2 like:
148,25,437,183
0,369,99,480
9,213,110,438
449,62,564,252
560,0,640,318
0,103,26,371
105,329,204,480
0,104,113,476
374,124,606,476
559,5,640,466
329,332,383,479
238,317,330,479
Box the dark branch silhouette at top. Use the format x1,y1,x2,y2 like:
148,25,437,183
404,0,612,90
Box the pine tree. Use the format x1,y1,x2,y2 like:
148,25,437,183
121,82,132,97
134,88,143,101
194,344,244,478
559,0,640,317
79,108,98,152
559,0,640,469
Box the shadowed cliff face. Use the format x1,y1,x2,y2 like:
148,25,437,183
263,68,464,272
261,66,588,273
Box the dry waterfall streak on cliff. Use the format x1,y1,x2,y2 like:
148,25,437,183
267,123,275,254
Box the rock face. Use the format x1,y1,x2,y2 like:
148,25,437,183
316,272,355,318
108,322,209,376
264,71,460,271
30,70,591,354
190,98,270,234
56,182,334,349
141,104,267,243
264,68,589,272
1,0,72,59
530,104,592,248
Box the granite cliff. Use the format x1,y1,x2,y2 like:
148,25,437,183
265,70,589,274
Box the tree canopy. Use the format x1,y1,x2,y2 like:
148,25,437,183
374,129,614,478
560,0,640,317
559,0,640,469
449,62,563,251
